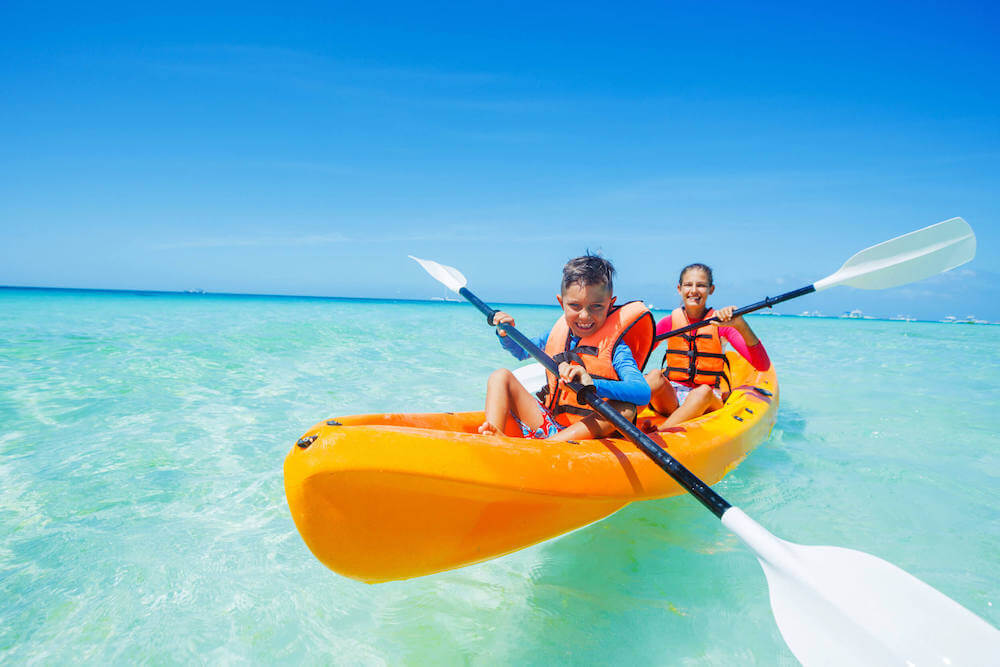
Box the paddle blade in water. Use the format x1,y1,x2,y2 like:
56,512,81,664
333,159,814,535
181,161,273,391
813,217,976,291
723,508,1000,666
409,255,468,293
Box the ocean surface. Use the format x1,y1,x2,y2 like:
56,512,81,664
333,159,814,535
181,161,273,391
2,287,998,664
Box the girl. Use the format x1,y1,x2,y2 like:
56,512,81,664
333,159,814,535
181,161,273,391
645,263,770,430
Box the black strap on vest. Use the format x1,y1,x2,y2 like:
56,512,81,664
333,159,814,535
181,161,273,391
660,331,731,391
551,346,598,366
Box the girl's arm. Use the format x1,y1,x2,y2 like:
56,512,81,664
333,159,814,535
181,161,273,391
715,306,770,371
718,325,770,370
651,315,672,352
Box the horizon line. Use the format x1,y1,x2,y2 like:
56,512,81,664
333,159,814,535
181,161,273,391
2,284,996,325
0,284,559,308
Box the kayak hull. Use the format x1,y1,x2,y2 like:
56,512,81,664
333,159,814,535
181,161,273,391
284,353,778,582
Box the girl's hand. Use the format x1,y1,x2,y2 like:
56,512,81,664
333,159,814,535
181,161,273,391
714,305,746,329
558,361,594,387
491,311,515,336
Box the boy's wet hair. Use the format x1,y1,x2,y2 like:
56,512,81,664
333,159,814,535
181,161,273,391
679,263,713,286
561,254,615,294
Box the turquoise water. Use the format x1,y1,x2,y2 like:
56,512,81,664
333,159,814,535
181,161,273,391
1,287,997,664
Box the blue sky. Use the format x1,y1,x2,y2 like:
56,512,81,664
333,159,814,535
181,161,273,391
2,1,998,320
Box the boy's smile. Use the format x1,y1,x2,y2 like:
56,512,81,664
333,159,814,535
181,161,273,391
557,282,615,338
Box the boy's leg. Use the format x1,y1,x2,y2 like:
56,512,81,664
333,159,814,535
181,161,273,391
549,400,636,441
645,370,679,415
480,368,547,435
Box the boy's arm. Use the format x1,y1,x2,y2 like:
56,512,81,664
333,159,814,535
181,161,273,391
496,329,549,362
591,343,652,406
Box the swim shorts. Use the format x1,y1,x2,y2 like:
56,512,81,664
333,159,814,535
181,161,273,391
670,380,722,404
512,399,564,439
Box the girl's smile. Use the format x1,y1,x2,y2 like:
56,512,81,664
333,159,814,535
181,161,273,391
677,268,714,316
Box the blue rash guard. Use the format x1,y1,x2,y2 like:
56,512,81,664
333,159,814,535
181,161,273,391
497,331,652,406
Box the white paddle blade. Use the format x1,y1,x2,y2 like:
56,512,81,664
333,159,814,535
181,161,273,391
722,508,1000,666
408,255,467,293
512,362,547,394
813,217,976,291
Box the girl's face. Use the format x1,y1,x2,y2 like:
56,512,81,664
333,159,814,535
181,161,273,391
557,282,615,338
677,268,714,312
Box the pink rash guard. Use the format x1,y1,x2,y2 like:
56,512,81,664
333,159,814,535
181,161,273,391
654,315,770,386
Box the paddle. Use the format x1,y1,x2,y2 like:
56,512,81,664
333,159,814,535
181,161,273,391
654,216,976,341
410,253,1000,666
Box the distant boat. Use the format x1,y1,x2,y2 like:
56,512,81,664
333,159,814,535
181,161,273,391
840,309,863,319
889,314,916,322
941,315,958,323
798,310,822,317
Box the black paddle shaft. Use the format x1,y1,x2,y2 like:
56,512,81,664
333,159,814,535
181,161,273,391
653,284,816,341
461,286,732,518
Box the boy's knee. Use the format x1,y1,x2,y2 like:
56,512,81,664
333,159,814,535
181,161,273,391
487,368,515,386
606,400,636,421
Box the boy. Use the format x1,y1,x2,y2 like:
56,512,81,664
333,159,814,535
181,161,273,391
477,254,654,441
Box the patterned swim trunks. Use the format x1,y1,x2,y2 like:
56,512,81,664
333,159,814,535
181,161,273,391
512,399,564,439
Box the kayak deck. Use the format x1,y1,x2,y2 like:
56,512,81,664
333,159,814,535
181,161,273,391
284,352,778,582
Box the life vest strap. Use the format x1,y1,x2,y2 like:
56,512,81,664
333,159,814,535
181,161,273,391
663,366,731,388
553,401,640,425
668,368,729,378
553,404,595,417
551,345,599,366
690,351,729,361
663,353,730,367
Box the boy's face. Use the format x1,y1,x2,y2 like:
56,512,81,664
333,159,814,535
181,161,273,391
556,282,615,338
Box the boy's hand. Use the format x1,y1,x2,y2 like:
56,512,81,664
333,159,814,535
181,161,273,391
558,361,594,387
491,311,515,336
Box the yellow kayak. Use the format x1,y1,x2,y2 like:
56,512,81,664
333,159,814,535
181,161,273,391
284,352,778,583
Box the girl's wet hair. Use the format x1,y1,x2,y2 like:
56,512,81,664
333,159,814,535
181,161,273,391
562,254,615,294
679,263,714,286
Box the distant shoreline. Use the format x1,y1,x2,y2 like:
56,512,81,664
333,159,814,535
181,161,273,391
0,284,559,309
2,285,996,325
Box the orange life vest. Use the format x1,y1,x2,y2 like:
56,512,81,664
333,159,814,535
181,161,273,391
542,301,655,426
661,307,730,390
